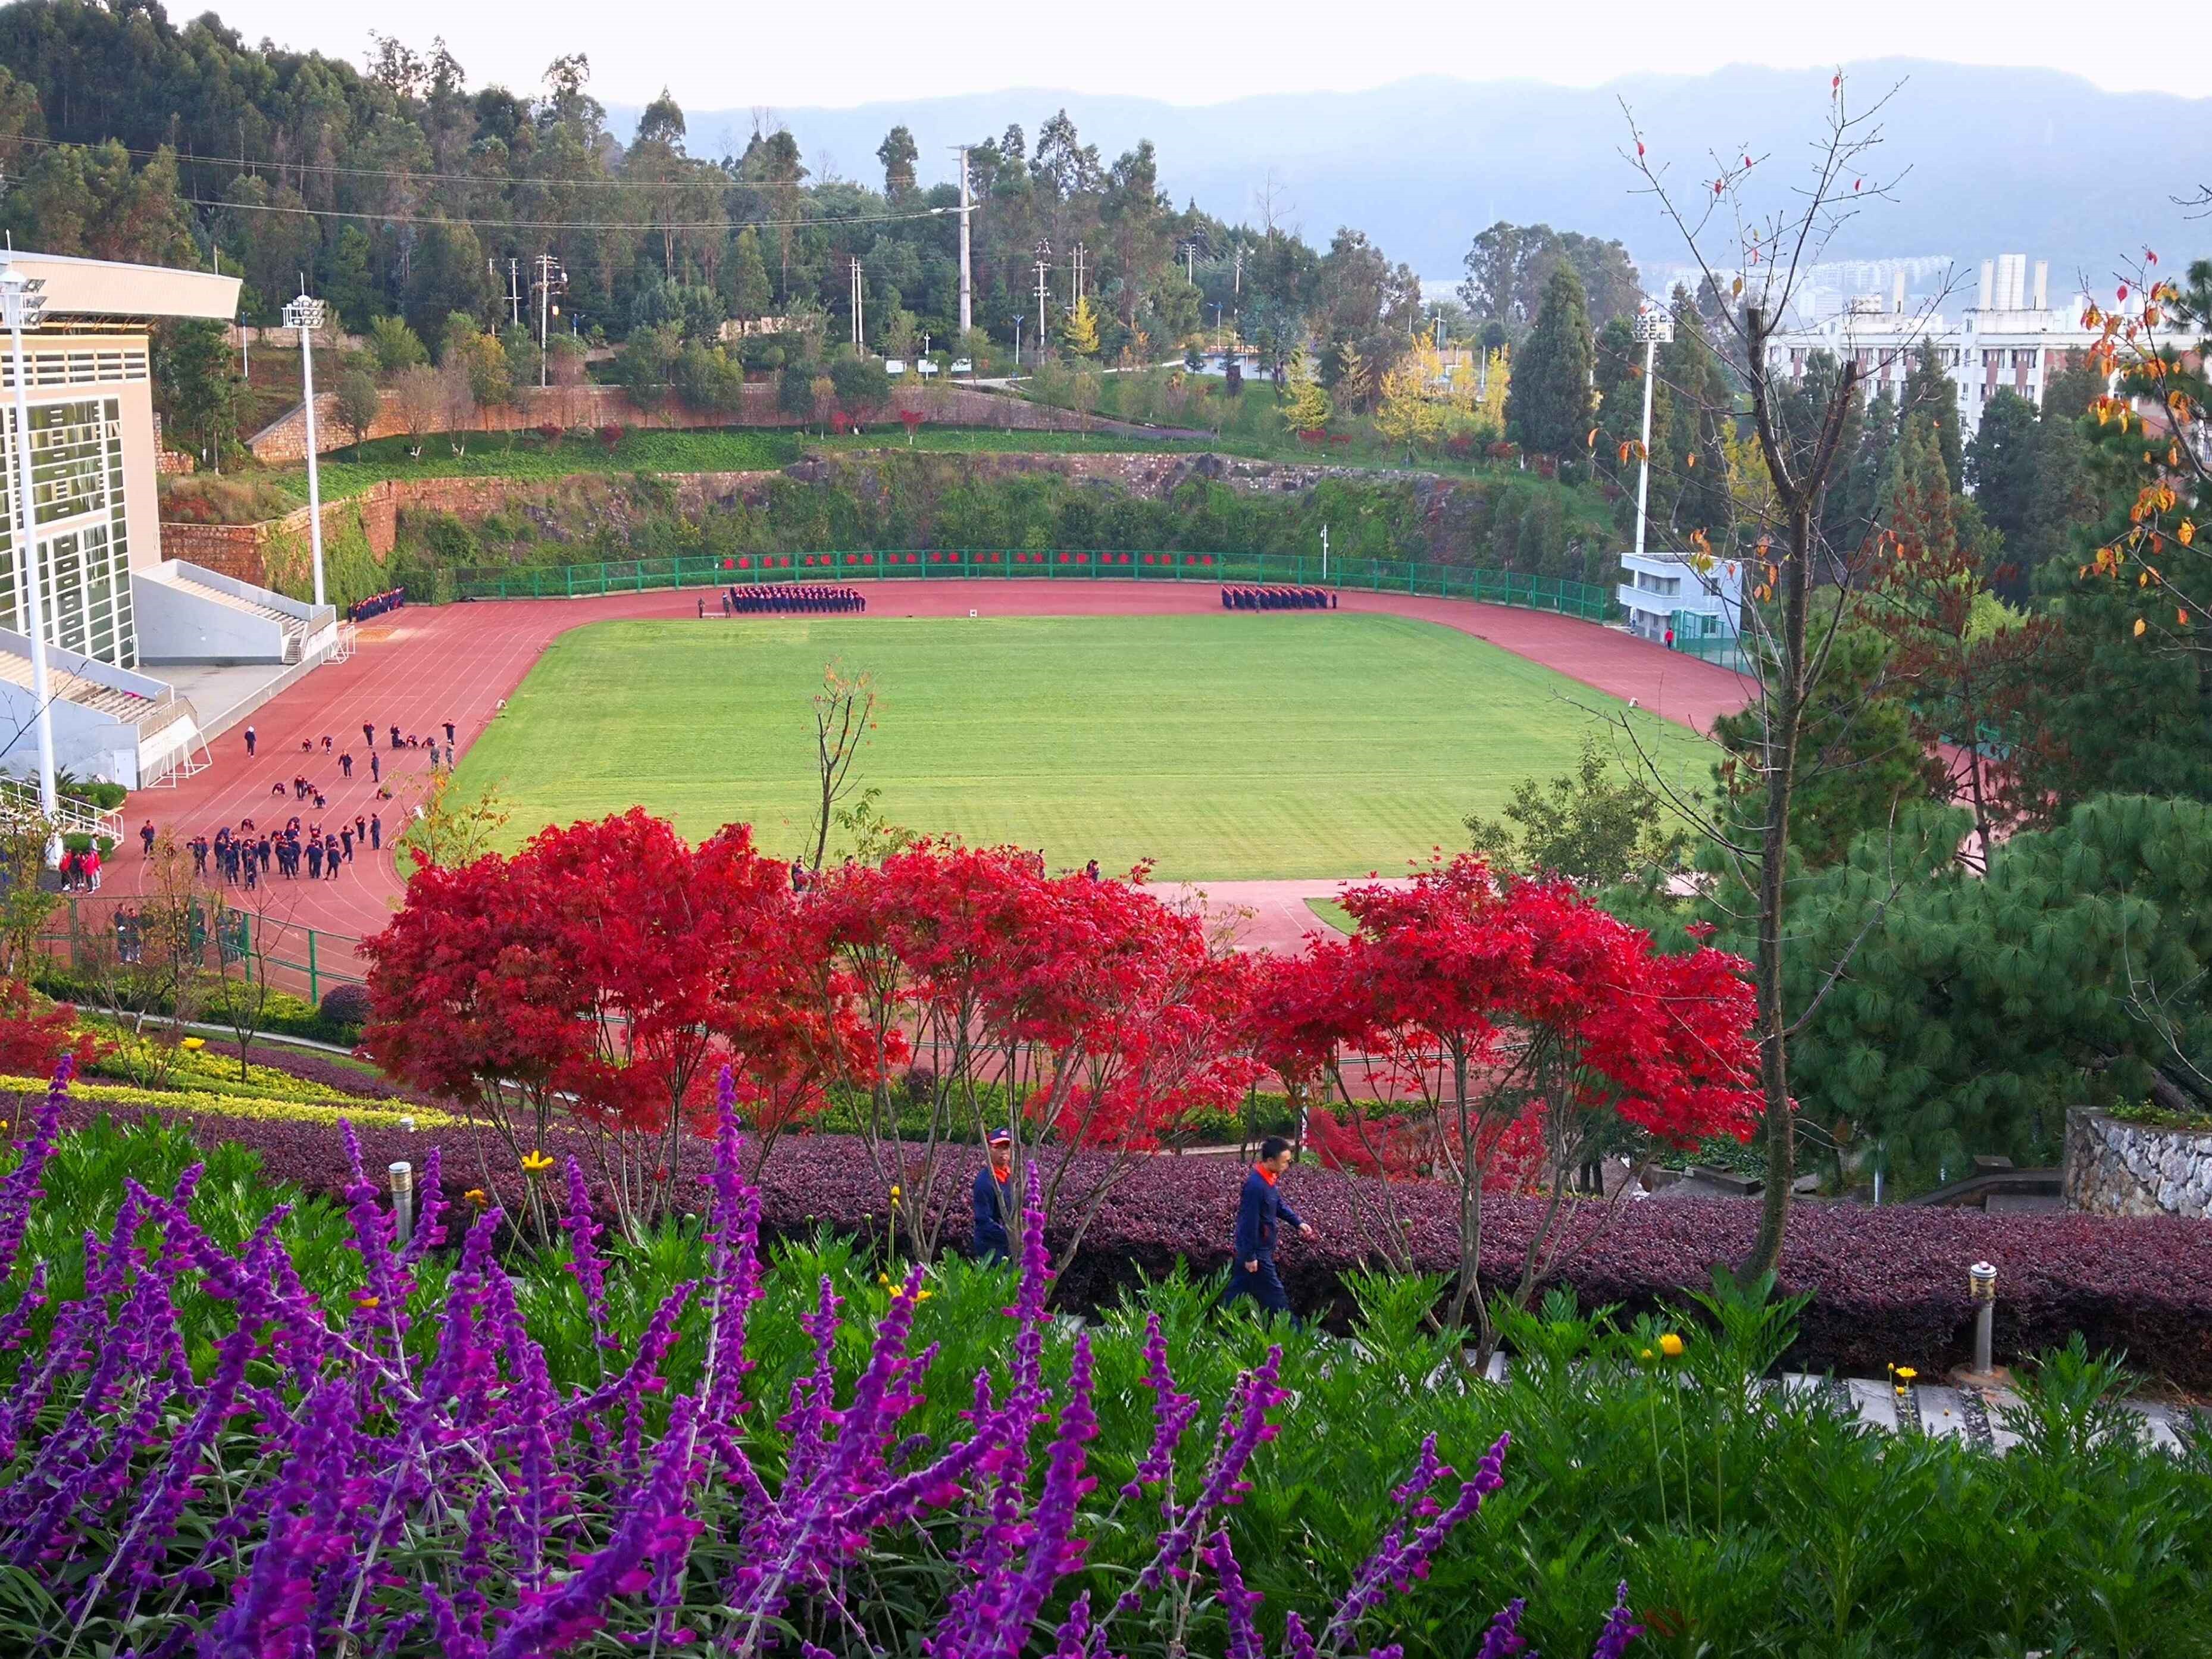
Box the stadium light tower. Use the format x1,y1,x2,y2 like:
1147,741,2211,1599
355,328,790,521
283,290,330,608
1631,303,1674,562
0,259,58,854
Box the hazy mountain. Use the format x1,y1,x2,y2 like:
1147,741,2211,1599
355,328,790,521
615,60,2212,289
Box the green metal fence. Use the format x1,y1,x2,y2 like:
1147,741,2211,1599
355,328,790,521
452,550,1617,624
38,894,368,1007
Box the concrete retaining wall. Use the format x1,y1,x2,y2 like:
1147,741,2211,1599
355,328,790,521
2063,1107,2212,1217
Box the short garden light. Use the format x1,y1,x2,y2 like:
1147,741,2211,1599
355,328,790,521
389,1160,414,1248
1969,1260,1998,1378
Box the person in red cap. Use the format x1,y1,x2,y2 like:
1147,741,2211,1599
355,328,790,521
973,1128,1015,1265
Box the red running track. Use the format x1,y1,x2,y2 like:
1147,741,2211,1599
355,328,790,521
109,581,1751,969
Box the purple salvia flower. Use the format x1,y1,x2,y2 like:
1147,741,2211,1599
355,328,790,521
486,1397,699,1659
1588,1580,1644,1659
1122,1311,1199,1502
561,1154,609,1343
1476,1599,1529,1658
992,1331,1100,1640
1200,1529,1266,1659
0,1055,71,1285
1282,1611,1318,1659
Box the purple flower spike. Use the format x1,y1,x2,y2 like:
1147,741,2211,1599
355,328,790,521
1588,1580,1644,1659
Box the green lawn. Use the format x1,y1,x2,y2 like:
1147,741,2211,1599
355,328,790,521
456,613,1704,881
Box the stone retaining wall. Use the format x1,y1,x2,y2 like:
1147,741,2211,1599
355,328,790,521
246,381,1201,462
2063,1107,2212,1217
158,471,790,587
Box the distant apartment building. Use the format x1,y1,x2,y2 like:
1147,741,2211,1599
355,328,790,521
1761,254,2109,442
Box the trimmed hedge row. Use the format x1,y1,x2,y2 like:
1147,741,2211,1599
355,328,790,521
49,1103,2212,1389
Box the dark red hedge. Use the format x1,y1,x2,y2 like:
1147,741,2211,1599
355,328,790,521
43,1101,2212,1389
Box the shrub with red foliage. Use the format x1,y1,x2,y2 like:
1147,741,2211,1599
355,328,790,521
0,979,107,1077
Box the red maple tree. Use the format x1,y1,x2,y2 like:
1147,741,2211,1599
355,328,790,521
1250,855,1760,1353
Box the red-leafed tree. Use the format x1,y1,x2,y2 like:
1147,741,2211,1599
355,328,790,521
1250,856,1760,1356
805,842,1254,1269
365,812,850,1237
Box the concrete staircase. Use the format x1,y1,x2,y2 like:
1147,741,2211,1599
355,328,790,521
164,572,311,663
0,648,192,737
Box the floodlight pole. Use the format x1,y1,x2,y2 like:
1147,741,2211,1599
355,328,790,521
0,260,57,855
284,293,329,608
952,145,973,337
1631,303,1673,563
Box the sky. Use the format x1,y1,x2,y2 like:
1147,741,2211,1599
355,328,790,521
204,0,2198,108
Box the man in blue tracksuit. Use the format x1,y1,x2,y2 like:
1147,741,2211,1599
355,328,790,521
1226,1136,1314,1317
972,1128,1015,1266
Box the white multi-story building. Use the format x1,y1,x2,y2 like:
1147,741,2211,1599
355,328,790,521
0,249,338,789
1762,255,2108,442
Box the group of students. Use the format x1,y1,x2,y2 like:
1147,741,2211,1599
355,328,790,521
57,844,102,893
189,813,381,888
348,588,406,623
1220,584,1338,611
971,1131,1311,1317
711,585,868,616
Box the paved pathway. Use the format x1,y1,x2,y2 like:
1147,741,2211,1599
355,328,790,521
111,581,1753,967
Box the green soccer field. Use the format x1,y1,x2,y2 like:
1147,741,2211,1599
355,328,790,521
456,613,1704,881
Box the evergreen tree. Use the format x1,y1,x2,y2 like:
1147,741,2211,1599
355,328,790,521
876,126,919,198
1651,288,1732,543
1279,348,1329,431
1965,388,2039,591
1898,340,1964,492
403,221,497,344
1503,262,1592,458
722,227,773,321
1711,608,1926,867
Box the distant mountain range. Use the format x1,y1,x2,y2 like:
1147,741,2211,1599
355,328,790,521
612,60,2212,290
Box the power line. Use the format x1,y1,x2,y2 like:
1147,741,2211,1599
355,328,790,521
183,195,955,234
5,129,796,192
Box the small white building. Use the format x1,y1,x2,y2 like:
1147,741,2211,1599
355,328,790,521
1617,549,1742,650
1762,254,2110,442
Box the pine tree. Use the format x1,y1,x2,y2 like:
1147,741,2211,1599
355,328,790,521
1503,263,1593,457
1899,339,1964,492
1653,289,1734,544
723,227,772,321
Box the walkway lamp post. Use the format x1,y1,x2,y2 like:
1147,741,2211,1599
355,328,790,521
1631,302,1673,563
0,260,58,856
283,292,329,609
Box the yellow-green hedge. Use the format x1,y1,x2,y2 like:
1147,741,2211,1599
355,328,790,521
0,1074,465,1131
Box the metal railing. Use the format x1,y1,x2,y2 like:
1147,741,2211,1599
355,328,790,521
0,777,123,843
453,550,1617,623
34,891,368,1004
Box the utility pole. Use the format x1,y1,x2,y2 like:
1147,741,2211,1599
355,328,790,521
533,253,565,389
1233,245,1243,297
1034,240,1052,346
850,256,865,350
1012,316,1022,368
508,258,521,327
951,145,973,338
1179,239,1197,284
1069,242,1086,308
1632,303,1674,564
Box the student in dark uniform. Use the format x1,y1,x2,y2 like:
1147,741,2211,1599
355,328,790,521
1225,1137,1315,1318
972,1129,1015,1266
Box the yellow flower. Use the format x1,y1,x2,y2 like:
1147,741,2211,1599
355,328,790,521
889,1185,902,1201
464,1188,489,1207
915,1288,934,1303
1658,1332,1685,1359
180,1037,205,1051
355,1294,380,1311
521,1151,554,1175
1639,1347,1655,1362
1894,1365,1917,1385
877,1272,891,1286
